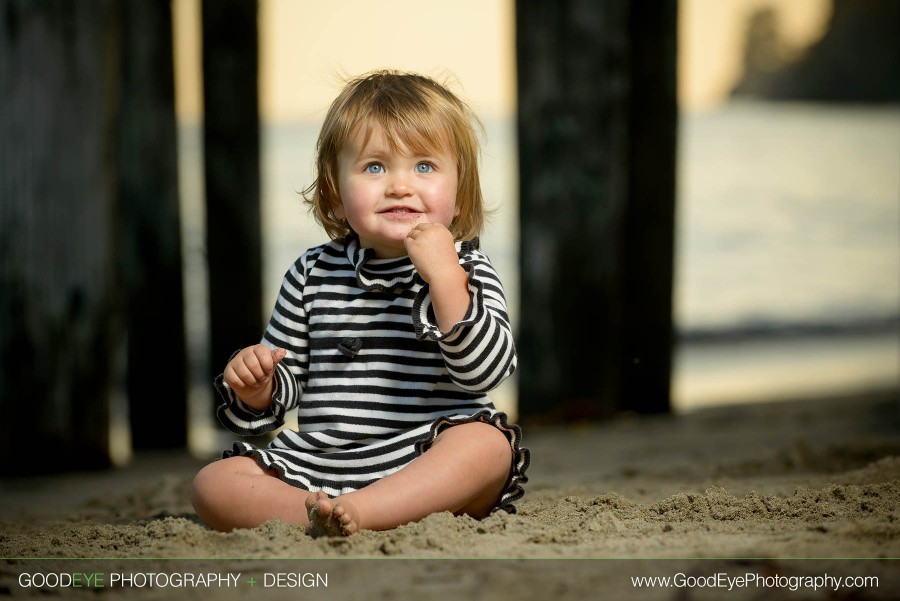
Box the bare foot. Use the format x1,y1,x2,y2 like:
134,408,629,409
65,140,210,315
305,491,359,538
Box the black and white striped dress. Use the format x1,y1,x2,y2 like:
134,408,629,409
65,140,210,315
214,234,530,512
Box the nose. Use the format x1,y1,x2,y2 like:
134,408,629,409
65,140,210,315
386,172,411,197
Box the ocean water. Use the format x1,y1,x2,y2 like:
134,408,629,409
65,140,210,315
676,101,899,333
673,102,899,408
176,101,899,448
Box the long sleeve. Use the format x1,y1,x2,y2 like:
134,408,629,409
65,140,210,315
411,247,517,393
214,250,313,435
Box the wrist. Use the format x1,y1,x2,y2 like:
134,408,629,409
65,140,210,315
428,263,468,293
428,265,470,333
239,380,276,411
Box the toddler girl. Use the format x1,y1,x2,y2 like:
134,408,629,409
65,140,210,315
191,69,529,536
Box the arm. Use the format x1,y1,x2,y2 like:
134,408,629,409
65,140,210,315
215,253,312,435
407,225,517,393
405,222,470,332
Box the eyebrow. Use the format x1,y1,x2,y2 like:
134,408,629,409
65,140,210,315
351,145,448,164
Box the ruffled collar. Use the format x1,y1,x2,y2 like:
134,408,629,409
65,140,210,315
343,233,479,292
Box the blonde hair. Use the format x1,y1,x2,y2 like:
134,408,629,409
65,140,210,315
303,70,486,241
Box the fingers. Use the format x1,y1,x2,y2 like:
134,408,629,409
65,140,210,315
272,347,287,365
404,223,460,284
404,223,452,251
406,222,447,239
253,345,277,372
224,345,286,390
223,361,255,391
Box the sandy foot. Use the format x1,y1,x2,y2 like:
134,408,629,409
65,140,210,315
305,491,359,538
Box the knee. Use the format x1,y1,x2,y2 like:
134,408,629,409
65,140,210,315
438,421,512,470
475,422,513,464
190,461,222,520
438,422,513,518
190,457,250,525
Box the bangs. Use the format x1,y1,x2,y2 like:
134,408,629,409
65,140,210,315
350,97,455,159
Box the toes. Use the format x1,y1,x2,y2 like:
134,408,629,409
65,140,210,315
305,491,330,513
305,498,359,538
332,503,356,534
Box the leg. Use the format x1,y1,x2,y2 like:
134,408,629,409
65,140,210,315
306,421,512,536
191,456,310,532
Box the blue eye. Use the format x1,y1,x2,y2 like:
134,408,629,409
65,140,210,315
415,162,434,173
365,163,384,174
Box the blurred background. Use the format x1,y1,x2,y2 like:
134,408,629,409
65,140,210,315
175,0,898,443
2,0,897,470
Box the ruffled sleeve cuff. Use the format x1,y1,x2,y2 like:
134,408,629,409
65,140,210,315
411,260,484,342
411,238,484,342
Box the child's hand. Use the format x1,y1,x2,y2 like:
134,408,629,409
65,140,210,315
404,223,463,284
223,345,286,410
405,222,470,332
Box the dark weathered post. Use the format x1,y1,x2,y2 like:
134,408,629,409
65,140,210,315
515,0,677,420
0,0,123,472
622,3,678,414
201,0,263,388
118,0,188,449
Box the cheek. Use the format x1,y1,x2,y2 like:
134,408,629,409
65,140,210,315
447,182,461,218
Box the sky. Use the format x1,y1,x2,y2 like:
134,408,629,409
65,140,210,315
173,0,832,122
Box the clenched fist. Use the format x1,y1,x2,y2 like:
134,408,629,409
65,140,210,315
404,222,461,284
404,222,470,333
223,345,286,411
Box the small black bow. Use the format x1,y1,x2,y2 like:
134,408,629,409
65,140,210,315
337,337,363,358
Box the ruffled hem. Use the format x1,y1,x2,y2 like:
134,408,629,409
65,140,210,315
222,409,530,513
223,443,292,484
414,410,530,514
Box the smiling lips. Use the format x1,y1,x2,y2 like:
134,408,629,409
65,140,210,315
380,206,422,215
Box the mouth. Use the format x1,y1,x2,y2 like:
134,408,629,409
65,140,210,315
380,206,422,215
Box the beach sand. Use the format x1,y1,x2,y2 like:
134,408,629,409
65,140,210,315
2,389,898,600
